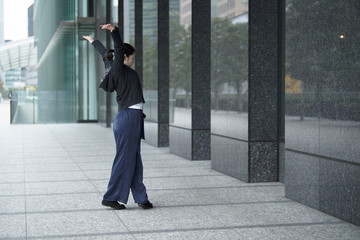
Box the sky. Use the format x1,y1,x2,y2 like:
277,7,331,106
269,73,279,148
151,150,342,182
4,0,34,41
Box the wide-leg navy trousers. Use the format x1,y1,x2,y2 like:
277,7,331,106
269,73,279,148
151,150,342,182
103,108,148,204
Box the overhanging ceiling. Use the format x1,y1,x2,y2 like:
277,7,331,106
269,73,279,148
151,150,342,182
0,37,37,72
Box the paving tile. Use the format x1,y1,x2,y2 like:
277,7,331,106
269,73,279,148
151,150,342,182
24,151,69,158
71,156,114,163
91,180,108,193
0,196,26,213
143,159,210,169
0,214,26,239
143,175,252,191
0,183,24,196
146,185,287,208
0,172,24,183
26,211,129,238
0,158,24,165
115,206,224,232
143,167,222,178
25,171,88,182
49,235,135,240
0,164,24,173
26,193,102,212
77,162,113,171
0,152,24,160
25,163,81,173
135,229,241,240
83,170,110,180
25,181,97,195
23,146,66,153
64,146,115,153
68,151,112,157
141,153,186,161
24,156,74,164
198,201,341,227
234,223,360,240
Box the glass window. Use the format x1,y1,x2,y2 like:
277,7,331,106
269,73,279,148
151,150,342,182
169,0,191,129
210,0,248,140
142,0,158,122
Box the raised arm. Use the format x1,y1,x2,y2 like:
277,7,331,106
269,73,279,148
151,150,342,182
100,24,124,64
83,36,108,57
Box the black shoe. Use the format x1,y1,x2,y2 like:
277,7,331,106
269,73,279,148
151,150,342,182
102,200,126,210
138,200,153,209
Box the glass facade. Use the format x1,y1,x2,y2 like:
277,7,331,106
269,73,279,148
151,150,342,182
124,0,135,45
210,0,248,140
33,0,109,123
169,0,191,129
142,0,158,122
285,0,360,163
34,0,78,123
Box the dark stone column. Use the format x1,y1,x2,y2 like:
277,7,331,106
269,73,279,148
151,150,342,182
118,0,124,36
117,0,124,113
248,0,285,182
191,0,211,160
95,0,102,124
105,0,112,127
135,0,143,84
157,0,169,147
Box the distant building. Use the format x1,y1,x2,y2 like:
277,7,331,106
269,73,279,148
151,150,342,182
5,68,23,89
216,0,248,19
0,0,4,45
180,0,191,28
28,4,34,37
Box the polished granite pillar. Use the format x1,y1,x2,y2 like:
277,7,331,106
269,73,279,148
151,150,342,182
157,0,169,147
191,0,211,160
117,0,124,113
105,0,112,128
248,0,284,182
284,0,360,226
117,0,124,36
135,0,143,84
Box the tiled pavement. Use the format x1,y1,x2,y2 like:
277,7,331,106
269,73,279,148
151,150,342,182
0,105,359,239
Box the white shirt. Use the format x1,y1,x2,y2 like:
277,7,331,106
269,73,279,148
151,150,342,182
128,102,143,110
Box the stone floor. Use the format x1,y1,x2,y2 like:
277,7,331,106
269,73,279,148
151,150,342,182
0,103,360,239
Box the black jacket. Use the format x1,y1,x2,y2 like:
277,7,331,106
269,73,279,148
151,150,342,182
92,27,145,111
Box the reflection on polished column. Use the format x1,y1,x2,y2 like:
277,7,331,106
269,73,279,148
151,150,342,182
169,0,192,158
157,0,169,147
285,0,360,226
210,0,249,181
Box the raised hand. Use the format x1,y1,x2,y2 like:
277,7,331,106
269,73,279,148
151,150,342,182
82,36,94,44
100,24,115,32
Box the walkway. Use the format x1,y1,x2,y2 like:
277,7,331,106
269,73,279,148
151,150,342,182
0,102,359,239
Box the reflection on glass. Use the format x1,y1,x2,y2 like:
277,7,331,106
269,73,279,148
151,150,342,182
142,0,158,121
169,0,191,129
210,0,248,140
285,0,360,163
124,0,135,45
97,28,108,124
78,39,97,121
79,0,95,18
10,90,76,124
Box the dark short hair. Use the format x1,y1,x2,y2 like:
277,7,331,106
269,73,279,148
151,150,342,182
124,43,135,57
105,49,114,61
104,43,135,61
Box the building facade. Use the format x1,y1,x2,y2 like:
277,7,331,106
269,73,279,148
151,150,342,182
32,0,359,226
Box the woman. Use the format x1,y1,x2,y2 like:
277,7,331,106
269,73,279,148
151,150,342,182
83,24,152,210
